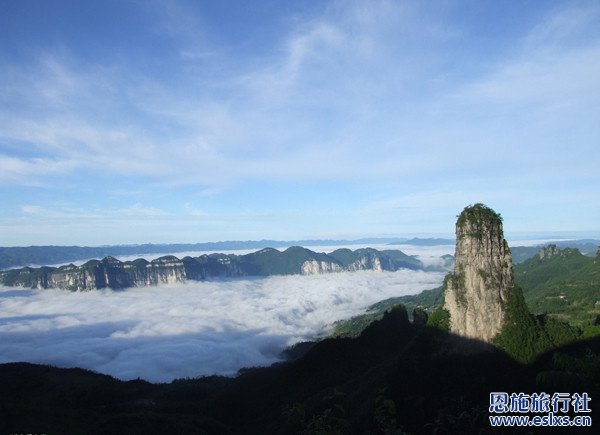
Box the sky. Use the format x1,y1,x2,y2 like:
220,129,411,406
1,0,599,246
0,269,445,382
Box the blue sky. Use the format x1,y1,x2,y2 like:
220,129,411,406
1,0,599,246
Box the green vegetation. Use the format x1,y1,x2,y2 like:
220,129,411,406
514,245,600,325
333,242,598,365
334,243,599,362
493,286,586,364
426,307,450,331
493,286,550,363
456,203,502,239
0,266,54,288
504,241,598,264
444,272,467,306
332,310,384,338
238,247,334,275
370,286,443,312
510,246,542,263
332,286,443,337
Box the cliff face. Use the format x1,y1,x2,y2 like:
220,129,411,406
345,254,384,272
443,204,514,342
538,244,559,260
300,260,343,275
43,256,188,291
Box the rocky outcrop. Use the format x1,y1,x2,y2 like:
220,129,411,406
328,248,423,272
538,245,559,260
39,256,188,291
300,260,343,275
346,255,384,272
443,204,515,343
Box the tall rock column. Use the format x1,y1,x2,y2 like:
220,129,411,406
443,204,514,342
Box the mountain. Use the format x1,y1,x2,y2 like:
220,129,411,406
332,286,443,337
0,246,430,291
510,245,544,263
0,238,407,271
328,247,422,271
510,239,600,264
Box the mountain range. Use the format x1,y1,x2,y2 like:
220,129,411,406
0,238,415,270
0,246,431,291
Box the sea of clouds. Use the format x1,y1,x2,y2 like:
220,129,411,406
0,268,445,383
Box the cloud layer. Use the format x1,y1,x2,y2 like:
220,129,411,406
0,269,444,382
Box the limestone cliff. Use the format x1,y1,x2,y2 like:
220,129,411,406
300,260,343,275
538,244,559,260
443,204,515,342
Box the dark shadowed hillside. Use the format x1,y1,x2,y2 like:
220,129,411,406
1,307,598,434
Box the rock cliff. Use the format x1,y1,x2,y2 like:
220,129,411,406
300,260,343,275
443,204,515,342
538,244,559,260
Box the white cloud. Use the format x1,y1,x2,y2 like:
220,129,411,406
0,269,444,382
